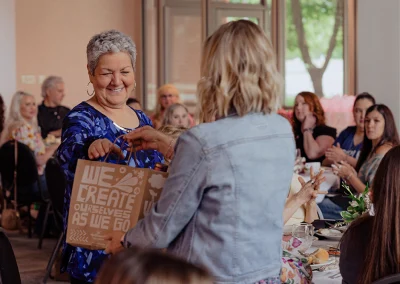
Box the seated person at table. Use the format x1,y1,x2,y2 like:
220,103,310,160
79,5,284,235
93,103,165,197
340,145,400,284
320,104,399,219
38,76,70,139
323,92,375,168
96,247,213,284
284,173,321,226
292,92,336,163
1,91,58,199
126,97,142,110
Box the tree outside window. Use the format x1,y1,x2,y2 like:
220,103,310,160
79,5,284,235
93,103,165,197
285,0,344,106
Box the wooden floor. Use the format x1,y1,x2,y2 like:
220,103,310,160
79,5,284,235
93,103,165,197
6,230,68,284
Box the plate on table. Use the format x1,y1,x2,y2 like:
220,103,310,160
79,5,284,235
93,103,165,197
315,228,343,241
310,257,335,270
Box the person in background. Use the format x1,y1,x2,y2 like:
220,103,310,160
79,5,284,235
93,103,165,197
323,92,375,168
162,103,191,128
1,91,58,196
38,76,70,139
126,97,141,110
151,84,181,129
292,91,336,163
327,104,400,219
57,30,163,284
105,20,317,283
96,247,213,284
319,93,375,219
340,145,400,284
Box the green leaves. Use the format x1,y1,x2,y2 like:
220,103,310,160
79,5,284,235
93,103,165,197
340,183,370,223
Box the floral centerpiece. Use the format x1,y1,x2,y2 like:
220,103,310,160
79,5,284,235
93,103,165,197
340,183,370,223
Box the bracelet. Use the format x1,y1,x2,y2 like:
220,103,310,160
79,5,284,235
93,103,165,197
302,128,313,134
345,173,354,182
165,138,176,160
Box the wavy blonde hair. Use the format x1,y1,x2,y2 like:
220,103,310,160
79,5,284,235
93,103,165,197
153,84,181,122
1,91,39,145
197,20,282,123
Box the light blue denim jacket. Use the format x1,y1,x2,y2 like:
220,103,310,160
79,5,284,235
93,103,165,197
124,113,295,283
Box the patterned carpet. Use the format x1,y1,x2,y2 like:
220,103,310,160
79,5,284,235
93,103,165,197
6,230,68,284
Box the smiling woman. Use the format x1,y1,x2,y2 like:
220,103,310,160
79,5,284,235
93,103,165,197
56,30,163,284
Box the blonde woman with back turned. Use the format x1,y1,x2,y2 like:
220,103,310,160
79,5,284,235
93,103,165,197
106,20,321,284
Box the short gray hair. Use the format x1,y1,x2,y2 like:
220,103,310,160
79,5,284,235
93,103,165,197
87,30,137,75
41,76,63,98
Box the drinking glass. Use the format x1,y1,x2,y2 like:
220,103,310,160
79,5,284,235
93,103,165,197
292,224,314,252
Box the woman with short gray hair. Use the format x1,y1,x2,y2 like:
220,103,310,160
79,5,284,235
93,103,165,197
57,30,163,284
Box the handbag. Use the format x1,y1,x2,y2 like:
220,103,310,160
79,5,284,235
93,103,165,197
1,141,21,230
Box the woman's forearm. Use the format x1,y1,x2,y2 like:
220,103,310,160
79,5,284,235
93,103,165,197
283,195,303,224
303,132,325,160
347,175,366,194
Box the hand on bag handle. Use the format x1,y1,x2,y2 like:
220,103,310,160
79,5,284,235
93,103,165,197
88,138,125,160
101,135,139,168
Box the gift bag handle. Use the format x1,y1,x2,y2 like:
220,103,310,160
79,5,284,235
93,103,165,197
104,135,138,168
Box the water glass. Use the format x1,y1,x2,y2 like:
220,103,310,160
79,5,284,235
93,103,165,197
292,224,314,252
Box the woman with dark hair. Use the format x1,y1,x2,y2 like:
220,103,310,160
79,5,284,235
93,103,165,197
323,92,375,168
333,104,400,194
292,91,336,163
340,145,400,284
319,93,375,219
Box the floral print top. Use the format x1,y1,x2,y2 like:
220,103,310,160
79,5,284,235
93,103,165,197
57,102,163,282
10,123,46,174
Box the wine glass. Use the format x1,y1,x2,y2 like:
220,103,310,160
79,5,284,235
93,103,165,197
291,224,314,253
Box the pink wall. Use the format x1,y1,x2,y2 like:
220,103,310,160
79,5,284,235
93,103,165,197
15,0,142,109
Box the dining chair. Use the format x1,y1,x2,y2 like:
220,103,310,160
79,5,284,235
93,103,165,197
42,157,66,283
0,140,49,238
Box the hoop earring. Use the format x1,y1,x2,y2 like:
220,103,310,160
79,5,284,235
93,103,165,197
133,81,136,91
86,82,95,96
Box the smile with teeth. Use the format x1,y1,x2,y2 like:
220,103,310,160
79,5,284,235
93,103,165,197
107,87,124,93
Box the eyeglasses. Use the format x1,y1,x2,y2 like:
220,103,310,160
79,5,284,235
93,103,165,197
160,94,174,99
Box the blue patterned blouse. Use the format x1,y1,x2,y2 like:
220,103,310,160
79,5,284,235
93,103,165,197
57,102,163,282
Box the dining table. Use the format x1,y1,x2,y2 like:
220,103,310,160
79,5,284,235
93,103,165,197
312,239,342,284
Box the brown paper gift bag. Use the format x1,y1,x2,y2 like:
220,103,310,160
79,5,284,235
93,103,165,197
66,159,168,250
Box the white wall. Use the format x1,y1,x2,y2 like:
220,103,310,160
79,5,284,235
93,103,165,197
0,0,17,108
357,0,400,127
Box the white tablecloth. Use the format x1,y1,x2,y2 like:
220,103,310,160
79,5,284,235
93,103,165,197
300,169,339,203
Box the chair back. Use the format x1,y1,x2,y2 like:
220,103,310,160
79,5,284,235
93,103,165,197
0,140,39,204
44,158,66,228
0,231,21,284
372,274,400,284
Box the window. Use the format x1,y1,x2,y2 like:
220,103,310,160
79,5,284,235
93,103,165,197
142,0,269,112
283,0,345,106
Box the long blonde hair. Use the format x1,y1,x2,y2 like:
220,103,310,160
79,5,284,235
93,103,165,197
197,20,282,123
153,84,181,122
162,103,190,127
1,91,39,145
